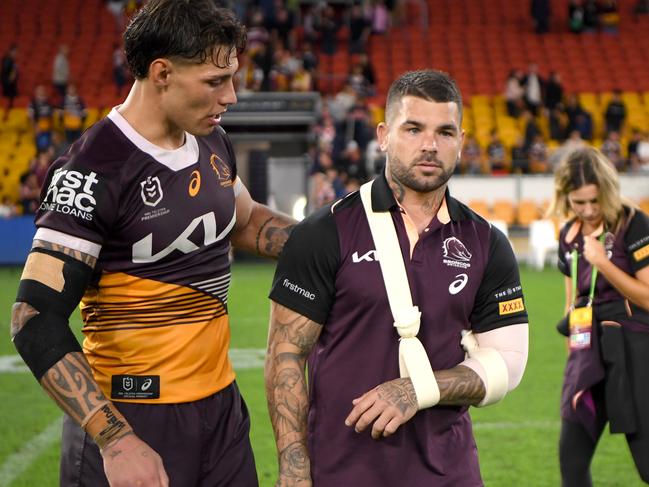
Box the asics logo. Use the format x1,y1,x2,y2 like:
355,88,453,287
141,378,153,391
449,273,468,295
189,170,201,197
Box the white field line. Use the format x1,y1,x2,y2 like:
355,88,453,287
0,418,62,487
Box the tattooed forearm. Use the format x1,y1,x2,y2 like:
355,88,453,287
266,303,322,482
279,442,310,481
33,239,97,267
376,378,418,415
10,302,38,338
436,365,486,406
40,351,133,448
40,351,107,424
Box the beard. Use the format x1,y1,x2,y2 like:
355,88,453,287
387,152,457,193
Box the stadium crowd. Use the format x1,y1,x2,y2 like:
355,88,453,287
2,0,649,216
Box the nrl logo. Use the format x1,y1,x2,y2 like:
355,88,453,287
140,176,163,207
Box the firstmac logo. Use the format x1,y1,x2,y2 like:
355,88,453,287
283,279,316,300
40,168,100,221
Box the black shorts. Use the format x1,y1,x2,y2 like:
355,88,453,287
60,381,258,486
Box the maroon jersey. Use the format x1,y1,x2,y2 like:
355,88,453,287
35,109,240,403
270,174,528,486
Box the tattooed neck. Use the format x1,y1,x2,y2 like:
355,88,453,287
388,177,406,204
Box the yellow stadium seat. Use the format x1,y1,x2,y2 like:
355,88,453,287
517,199,541,226
492,200,515,225
467,199,491,220
640,199,649,215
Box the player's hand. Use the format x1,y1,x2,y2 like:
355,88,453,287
582,235,607,267
101,433,169,487
345,377,418,440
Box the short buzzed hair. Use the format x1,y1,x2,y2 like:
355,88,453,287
385,70,463,123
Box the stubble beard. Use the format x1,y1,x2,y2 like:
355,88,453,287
388,152,457,194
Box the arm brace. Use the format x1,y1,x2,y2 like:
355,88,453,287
461,323,529,407
13,247,93,381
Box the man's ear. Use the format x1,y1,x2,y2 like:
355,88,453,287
149,58,173,87
377,122,389,152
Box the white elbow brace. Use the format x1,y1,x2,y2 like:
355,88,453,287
461,330,509,407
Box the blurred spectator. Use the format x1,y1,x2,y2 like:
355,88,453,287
337,140,367,180
549,104,569,141
544,72,564,110
19,172,41,215
50,130,70,160
325,167,347,198
531,0,551,34
59,84,87,143
365,137,385,176
511,136,530,173
604,90,627,134
348,64,371,97
106,0,127,31
574,111,593,140
504,69,525,117
522,110,541,153
30,149,54,188
634,132,649,172
348,4,371,53
601,131,624,171
113,43,128,95
569,0,585,32
522,63,544,115
301,41,319,73
1,44,19,110
270,5,296,50
460,134,484,174
583,0,600,31
486,130,508,174
52,45,70,101
290,61,314,92
247,10,271,55
528,134,549,173
357,53,376,91
309,171,335,209
370,0,391,34
317,5,340,55
0,196,19,218
550,129,586,169
28,85,55,151
627,128,644,170
599,0,620,33
633,0,649,15
234,54,264,93
564,93,586,132
329,84,357,123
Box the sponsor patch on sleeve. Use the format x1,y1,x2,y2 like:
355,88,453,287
633,244,649,262
498,297,525,315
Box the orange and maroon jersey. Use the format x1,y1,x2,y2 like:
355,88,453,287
35,108,241,404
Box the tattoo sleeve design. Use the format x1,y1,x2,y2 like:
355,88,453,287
16,241,130,448
255,217,295,259
376,378,418,415
436,365,486,406
265,303,322,482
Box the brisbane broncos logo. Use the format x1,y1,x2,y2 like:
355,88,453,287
442,237,472,269
210,154,233,188
140,176,163,207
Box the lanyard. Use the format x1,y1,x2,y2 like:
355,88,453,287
571,233,605,307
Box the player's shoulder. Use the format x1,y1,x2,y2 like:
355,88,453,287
57,116,141,174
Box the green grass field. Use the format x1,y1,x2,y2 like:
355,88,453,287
0,263,643,486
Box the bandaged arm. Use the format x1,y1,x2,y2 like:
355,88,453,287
460,323,529,406
10,234,134,450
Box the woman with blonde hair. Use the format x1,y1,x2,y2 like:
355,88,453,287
549,146,649,485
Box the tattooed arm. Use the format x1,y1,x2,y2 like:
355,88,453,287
344,365,485,440
232,181,296,259
265,302,323,487
11,240,168,487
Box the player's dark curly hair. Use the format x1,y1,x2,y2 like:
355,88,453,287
385,70,463,123
123,0,247,79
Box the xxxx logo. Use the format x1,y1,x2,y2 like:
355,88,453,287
498,298,525,315
189,170,201,197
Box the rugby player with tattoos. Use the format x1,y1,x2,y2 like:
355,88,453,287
266,70,529,486
11,2,294,486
